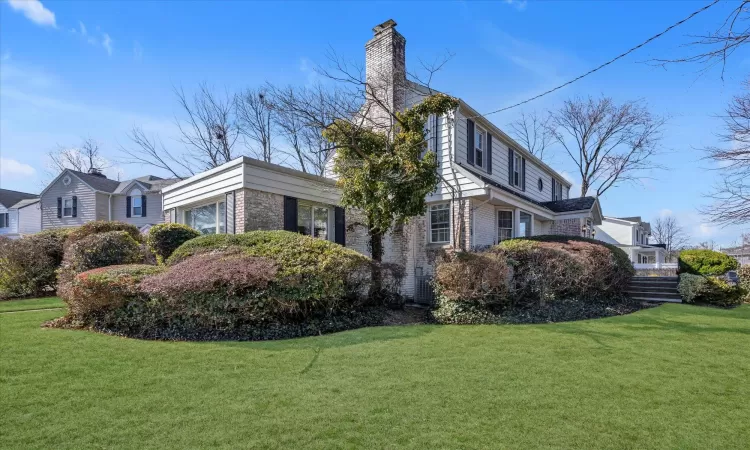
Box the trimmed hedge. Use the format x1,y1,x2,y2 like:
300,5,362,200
66,264,164,319
0,229,72,299
678,249,738,276
432,235,635,324
678,273,745,307
146,223,201,263
168,231,373,302
740,266,750,303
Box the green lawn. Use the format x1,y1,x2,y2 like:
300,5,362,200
0,296,64,313
2,303,750,449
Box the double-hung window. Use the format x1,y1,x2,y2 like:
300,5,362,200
63,198,73,217
553,180,563,201
429,203,450,244
131,189,143,217
474,126,485,169
497,210,514,242
513,152,522,187
0,213,8,228
297,202,331,240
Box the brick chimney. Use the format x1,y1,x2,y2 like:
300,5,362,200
365,19,406,127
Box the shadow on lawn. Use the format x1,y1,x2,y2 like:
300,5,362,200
210,323,438,352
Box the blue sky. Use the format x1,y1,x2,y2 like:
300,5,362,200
1,0,748,246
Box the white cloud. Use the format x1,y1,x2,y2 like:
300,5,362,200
504,0,528,11
102,34,113,56
0,157,36,178
7,0,56,28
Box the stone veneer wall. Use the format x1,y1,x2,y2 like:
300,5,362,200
235,188,284,234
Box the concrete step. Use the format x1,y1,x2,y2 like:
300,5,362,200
631,276,679,282
627,285,679,293
629,281,678,288
626,290,682,300
630,296,682,303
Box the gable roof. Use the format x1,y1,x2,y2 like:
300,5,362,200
0,189,38,208
540,197,597,213
41,169,180,197
617,216,642,223
11,198,40,209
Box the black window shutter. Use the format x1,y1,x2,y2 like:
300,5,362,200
486,133,493,175
141,195,147,217
508,148,514,185
126,196,132,218
72,196,78,217
466,119,475,165
283,196,298,232
521,158,526,191
334,207,345,246
57,197,62,218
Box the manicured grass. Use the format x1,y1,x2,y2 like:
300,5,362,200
0,296,64,313
2,304,750,449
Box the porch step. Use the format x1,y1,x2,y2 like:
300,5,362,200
626,276,682,303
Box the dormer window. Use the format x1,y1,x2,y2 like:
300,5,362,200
474,126,485,169
131,189,142,217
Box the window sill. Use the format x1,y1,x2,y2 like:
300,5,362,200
426,242,450,248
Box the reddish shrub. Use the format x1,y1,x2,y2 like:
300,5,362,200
140,251,278,298
434,250,511,307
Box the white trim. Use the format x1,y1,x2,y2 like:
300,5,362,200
62,197,73,218
296,201,334,242
131,189,143,217
181,197,226,234
496,208,514,243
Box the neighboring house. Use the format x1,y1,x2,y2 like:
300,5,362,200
722,245,750,266
39,169,179,232
162,20,604,301
595,216,667,266
0,189,40,238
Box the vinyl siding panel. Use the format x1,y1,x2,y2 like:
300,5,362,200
40,175,98,229
472,200,496,248
244,165,340,205
595,220,634,245
111,189,165,227
163,165,244,210
0,204,17,235
96,193,110,221
17,203,41,235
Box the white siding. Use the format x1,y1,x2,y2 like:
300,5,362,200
111,187,164,227
454,107,570,202
472,200,497,248
595,220,634,246
244,164,340,205
0,204,17,236
163,164,244,210
40,175,99,230
17,203,41,235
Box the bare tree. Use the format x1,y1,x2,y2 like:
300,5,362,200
701,81,750,225
652,216,691,262
119,83,240,176
650,1,749,79
48,138,108,174
175,83,239,170
236,88,275,163
508,111,553,161
547,96,666,197
697,240,718,250
119,127,194,179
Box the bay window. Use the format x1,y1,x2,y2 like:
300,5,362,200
429,203,450,244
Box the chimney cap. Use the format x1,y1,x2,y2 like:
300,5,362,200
372,19,397,35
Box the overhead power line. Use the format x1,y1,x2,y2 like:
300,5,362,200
471,0,721,119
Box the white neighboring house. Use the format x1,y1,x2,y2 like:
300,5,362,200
161,20,605,303
722,245,750,266
595,216,669,267
0,189,40,239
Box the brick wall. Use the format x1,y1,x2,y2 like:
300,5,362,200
550,218,582,237
236,188,284,233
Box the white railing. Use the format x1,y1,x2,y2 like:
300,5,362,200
633,262,678,270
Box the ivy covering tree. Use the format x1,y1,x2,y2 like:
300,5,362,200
323,93,458,265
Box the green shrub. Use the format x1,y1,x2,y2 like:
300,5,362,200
146,223,201,263
167,231,373,302
678,273,744,307
67,264,164,319
66,221,142,246
0,229,72,299
678,249,739,276
739,266,750,303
